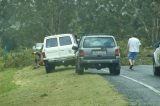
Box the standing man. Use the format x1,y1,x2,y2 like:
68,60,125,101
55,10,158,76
127,35,141,70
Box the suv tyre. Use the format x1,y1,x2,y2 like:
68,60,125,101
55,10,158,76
114,64,120,75
109,64,120,75
76,62,84,74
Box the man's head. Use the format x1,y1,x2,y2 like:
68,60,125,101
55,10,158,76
127,35,133,38
129,34,139,38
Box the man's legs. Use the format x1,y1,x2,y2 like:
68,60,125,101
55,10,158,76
129,59,135,69
128,52,137,70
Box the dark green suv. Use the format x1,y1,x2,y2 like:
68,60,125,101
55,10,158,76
72,35,121,75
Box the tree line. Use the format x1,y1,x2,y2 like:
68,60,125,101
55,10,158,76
0,0,160,51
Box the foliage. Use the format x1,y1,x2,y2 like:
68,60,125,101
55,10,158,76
0,64,4,72
117,38,153,65
2,49,34,68
0,0,160,51
0,68,17,94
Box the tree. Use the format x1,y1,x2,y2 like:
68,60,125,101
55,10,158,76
0,0,160,50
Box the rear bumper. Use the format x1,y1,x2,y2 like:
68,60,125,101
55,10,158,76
78,58,120,69
43,57,75,65
80,59,119,64
79,58,120,64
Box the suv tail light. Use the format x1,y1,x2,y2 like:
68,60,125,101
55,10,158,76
115,48,120,56
79,50,85,57
42,52,46,58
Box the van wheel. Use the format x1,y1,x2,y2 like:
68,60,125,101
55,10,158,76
44,61,52,73
153,60,160,76
76,63,84,75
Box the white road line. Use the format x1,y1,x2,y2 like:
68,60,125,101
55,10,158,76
121,75,160,96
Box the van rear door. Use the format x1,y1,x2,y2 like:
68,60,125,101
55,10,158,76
44,37,60,59
59,35,75,58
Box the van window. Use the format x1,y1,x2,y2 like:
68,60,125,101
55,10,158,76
46,38,58,48
59,36,72,46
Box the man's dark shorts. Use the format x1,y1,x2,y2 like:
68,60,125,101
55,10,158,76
128,52,138,60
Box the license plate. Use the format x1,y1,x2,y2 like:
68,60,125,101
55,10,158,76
92,50,106,55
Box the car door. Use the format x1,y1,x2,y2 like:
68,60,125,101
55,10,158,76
59,35,75,58
44,37,60,59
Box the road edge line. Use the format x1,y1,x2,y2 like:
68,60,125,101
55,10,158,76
121,75,160,96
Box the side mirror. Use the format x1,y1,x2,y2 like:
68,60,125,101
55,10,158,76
153,41,160,48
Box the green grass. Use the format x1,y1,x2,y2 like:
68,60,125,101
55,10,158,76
0,69,17,94
0,66,129,106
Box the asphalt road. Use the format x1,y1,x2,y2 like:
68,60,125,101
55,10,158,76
86,65,160,106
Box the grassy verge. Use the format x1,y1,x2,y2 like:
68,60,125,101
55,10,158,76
0,66,129,106
0,69,17,94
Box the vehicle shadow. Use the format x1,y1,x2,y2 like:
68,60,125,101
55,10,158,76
84,72,110,75
84,72,121,77
84,68,117,76
53,66,75,72
84,68,122,76
46,66,119,76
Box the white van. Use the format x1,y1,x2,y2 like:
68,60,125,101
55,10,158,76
42,34,77,73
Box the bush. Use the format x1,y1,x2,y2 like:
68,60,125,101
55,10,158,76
0,48,3,57
0,63,4,72
117,39,152,65
3,49,34,68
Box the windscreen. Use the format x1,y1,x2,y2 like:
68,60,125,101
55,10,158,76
83,37,115,48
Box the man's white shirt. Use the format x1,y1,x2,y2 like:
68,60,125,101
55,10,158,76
128,37,141,52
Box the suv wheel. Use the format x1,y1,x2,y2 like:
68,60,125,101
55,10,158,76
76,63,84,75
153,60,160,76
109,64,120,75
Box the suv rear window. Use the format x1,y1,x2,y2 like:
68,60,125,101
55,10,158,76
46,38,58,48
59,36,72,46
83,37,115,48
